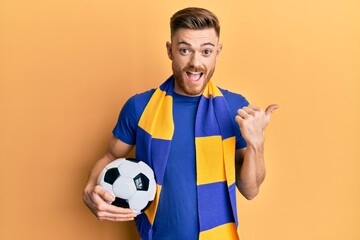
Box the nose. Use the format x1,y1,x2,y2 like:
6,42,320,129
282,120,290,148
189,52,201,68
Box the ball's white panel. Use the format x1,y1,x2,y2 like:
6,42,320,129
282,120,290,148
147,180,156,201
118,160,140,178
112,176,137,199
105,158,125,170
97,168,107,185
128,191,149,212
138,161,155,179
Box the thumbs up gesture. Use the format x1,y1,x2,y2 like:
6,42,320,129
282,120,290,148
235,104,279,146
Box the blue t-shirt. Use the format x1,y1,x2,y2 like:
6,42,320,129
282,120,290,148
113,87,248,240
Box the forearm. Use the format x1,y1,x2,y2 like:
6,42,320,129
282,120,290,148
85,155,113,189
236,143,266,200
85,137,133,189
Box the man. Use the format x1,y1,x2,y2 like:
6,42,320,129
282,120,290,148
83,7,278,240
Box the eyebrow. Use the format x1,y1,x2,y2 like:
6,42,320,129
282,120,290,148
177,41,215,47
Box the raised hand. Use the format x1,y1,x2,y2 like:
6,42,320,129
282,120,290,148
235,104,279,146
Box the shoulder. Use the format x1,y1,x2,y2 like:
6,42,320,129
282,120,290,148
129,88,156,107
117,88,156,124
125,88,156,116
113,88,156,145
219,87,249,109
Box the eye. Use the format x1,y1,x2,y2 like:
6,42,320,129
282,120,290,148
202,49,212,56
180,48,191,55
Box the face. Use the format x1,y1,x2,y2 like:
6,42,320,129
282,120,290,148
166,28,222,96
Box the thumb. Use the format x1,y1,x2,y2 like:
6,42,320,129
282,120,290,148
265,104,279,116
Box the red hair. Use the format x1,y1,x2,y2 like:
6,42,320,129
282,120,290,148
170,7,220,38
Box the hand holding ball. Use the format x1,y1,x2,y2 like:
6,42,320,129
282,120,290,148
97,158,156,216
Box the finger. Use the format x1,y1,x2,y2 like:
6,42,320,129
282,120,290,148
94,185,115,202
235,115,243,125
237,109,249,119
103,191,116,202
97,211,136,222
94,196,135,215
101,216,135,222
99,217,134,222
242,106,256,116
107,204,135,215
91,189,134,215
247,104,261,111
265,104,279,116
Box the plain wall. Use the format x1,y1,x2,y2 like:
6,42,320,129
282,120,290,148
1,0,359,239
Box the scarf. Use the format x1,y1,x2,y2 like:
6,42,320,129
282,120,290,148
134,76,240,240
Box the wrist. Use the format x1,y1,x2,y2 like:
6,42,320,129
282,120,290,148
84,179,98,192
246,140,264,153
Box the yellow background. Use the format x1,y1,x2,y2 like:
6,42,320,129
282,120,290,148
1,0,359,239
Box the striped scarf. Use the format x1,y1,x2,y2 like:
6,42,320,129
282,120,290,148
135,76,240,240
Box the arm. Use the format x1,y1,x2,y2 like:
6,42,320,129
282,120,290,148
235,104,279,200
83,136,136,221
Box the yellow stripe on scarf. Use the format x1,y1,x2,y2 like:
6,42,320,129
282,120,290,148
199,222,239,240
138,89,174,140
223,136,237,186
144,184,162,224
196,135,226,185
202,81,223,99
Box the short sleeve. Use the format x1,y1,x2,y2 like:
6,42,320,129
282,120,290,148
112,96,138,145
112,89,155,145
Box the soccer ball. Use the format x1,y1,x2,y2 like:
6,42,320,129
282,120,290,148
97,158,156,215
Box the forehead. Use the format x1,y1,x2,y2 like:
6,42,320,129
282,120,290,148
171,28,219,45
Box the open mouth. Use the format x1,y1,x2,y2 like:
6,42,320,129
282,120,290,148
186,71,204,82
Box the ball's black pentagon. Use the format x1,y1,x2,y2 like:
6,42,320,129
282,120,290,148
133,173,149,191
126,158,140,163
104,168,120,184
112,197,130,208
141,200,153,212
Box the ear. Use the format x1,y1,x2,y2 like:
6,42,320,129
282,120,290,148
166,41,173,60
216,44,223,58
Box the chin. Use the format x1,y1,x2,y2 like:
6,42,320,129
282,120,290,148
173,68,213,96
182,81,208,96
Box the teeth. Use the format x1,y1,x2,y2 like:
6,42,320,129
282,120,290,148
186,71,202,81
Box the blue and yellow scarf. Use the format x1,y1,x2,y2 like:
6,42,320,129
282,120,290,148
135,76,240,240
